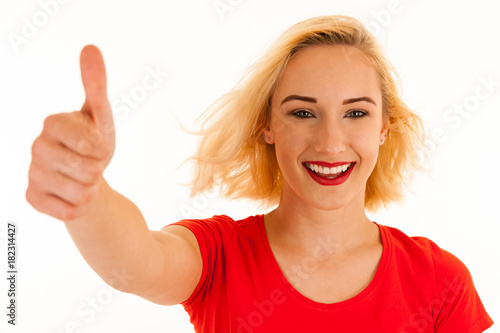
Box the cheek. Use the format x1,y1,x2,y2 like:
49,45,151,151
350,128,381,163
271,117,310,166
274,128,306,161
271,113,299,145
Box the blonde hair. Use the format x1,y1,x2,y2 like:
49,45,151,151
185,15,425,212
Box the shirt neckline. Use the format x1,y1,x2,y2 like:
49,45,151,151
256,214,391,310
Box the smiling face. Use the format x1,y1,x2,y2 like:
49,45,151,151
264,45,388,211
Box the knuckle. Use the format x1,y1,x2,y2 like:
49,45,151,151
76,138,94,156
43,114,59,132
28,164,42,184
64,149,83,168
99,143,112,159
26,187,48,215
43,112,74,139
77,192,93,206
82,161,102,184
59,207,77,222
31,137,44,158
65,183,85,205
25,182,80,222
69,184,95,206
25,186,37,206
43,114,54,128
87,127,104,145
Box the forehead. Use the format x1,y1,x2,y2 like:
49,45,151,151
273,46,381,104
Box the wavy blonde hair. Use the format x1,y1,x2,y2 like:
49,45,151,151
185,15,425,212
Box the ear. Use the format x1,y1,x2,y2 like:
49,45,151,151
262,127,275,144
379,123,388,146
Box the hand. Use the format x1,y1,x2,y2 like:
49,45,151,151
26,45,116,222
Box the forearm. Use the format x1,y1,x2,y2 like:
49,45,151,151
63,178,164,295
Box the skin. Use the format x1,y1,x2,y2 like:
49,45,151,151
263,45,388,302
26,44,389,306
26,46,202,305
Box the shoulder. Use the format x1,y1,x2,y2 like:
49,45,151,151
381,224,484,318
381,224,470,279
167,214,259,230
165,214,260,246
381,224,495,331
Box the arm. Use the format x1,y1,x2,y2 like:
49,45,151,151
26,45,201,306
64,180,202,305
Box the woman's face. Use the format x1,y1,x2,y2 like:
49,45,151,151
264,45,387,211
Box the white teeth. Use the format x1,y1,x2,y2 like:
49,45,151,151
306,162,351,175
331,166,341,174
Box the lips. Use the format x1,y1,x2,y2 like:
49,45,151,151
303,161,356,186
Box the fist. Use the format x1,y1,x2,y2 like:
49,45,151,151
26,45,115,222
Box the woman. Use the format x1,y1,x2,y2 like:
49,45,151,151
26,15,493,332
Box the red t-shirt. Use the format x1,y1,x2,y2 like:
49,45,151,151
164,214,493,332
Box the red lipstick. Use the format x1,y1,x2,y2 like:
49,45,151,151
303,161,356,186
303,161,354,168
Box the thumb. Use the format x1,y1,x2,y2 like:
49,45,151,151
80,44,113,127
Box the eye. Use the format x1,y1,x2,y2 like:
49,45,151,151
292,109,314,118
346,109,368,118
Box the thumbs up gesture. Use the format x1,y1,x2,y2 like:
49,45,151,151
26,45,116,222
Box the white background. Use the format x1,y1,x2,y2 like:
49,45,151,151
1,0,499,332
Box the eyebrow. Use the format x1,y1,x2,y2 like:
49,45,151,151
280,95,377,106
280,95,317,105
342,97,377,106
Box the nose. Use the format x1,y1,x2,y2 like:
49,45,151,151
314,118,346,156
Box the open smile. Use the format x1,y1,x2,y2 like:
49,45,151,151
303,161,356,186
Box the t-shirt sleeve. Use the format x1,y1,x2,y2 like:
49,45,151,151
162,215,236,307
431,244,494,332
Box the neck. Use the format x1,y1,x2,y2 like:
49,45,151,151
264,184,377,258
